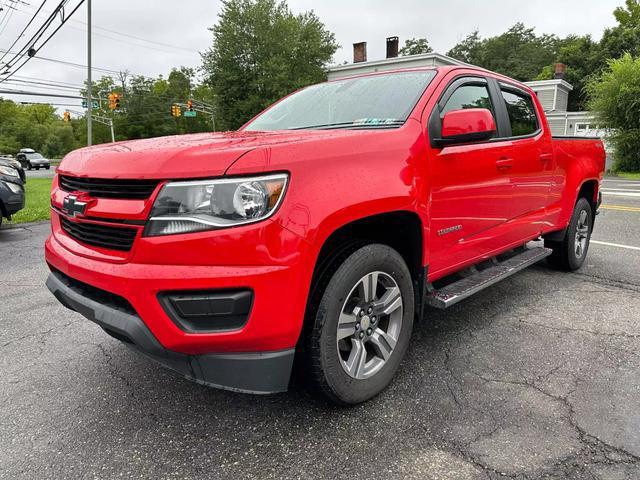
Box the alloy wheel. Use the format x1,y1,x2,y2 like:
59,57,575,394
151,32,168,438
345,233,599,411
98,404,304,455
336,271,403,380
574,209,589,258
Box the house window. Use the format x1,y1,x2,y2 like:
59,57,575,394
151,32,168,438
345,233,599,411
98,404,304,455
575,123,591,133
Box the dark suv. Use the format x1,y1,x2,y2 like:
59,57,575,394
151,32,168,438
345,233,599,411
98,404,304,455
17,149,50,170
0,159,25,228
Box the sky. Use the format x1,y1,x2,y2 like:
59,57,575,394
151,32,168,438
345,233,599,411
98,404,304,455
0,0,626,111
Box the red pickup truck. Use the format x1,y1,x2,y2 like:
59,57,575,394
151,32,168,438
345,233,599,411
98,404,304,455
46,66,605,404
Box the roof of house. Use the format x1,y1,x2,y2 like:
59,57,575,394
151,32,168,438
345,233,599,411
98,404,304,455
327,52,469,75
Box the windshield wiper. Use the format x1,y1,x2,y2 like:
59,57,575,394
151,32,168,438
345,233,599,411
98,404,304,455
288,120,405,131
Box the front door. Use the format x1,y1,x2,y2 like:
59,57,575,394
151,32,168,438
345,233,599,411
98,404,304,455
427,76,515,277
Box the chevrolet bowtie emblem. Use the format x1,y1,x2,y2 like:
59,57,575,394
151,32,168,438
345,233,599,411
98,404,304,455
62,195,88,217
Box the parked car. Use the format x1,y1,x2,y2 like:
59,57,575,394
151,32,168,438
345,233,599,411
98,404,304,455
0,155,26,183
45,66,605,404
0,158,25,228
17,149,50,170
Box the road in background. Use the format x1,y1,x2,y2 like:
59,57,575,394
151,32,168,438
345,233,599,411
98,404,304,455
24,166,57,179
0,180,639,479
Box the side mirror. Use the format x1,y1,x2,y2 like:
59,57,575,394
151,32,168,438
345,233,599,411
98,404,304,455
435,108,496,147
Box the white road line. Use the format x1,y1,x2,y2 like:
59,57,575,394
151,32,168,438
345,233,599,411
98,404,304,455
601,190,640,198
591,240,640,251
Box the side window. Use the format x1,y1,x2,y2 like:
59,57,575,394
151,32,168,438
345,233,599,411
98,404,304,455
501,89,539,136
441,84,495,118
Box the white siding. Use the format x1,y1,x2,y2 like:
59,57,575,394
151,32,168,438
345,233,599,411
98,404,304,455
534,89,555,112
547,117,568,136
555,89,569,112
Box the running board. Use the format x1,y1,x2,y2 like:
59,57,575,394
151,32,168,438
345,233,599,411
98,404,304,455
425,247,552,309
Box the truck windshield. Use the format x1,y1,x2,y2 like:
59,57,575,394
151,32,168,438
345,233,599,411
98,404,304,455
244,70,436,131
26,153,43,159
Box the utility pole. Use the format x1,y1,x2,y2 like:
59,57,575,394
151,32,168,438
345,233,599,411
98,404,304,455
86,0,92,146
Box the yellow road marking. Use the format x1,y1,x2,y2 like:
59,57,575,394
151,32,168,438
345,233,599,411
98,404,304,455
600,204,640,212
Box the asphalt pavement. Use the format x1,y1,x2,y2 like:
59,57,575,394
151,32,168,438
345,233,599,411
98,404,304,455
1,178,639,479
24,166,57,179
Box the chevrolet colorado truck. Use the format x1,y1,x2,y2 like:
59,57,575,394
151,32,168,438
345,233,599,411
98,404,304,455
45,66,605,404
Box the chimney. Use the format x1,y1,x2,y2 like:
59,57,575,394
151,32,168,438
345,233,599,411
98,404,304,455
353,42,367,63
386,36,399,59
554,63,567,80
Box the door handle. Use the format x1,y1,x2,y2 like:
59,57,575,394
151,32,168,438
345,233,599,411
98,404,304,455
540,153,553,163
496,158,513,170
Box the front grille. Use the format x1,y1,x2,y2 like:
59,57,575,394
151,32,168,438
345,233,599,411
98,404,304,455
59,175,159,200
61,216,138,251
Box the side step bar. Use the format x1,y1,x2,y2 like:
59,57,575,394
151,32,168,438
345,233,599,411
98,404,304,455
425,247,552,309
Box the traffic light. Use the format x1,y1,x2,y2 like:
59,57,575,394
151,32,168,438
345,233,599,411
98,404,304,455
171,104,181,117
187,100,193,112
108,93,121,110
63,111,71,122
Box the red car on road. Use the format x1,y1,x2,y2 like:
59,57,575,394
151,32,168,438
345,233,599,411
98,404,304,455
46,66,605,404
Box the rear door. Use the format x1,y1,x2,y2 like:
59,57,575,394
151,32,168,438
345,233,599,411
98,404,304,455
427,75,515,276
494,82,552,237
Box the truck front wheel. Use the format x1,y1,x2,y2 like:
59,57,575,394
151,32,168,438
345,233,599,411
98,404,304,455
545,197,593,271
304,244,414,405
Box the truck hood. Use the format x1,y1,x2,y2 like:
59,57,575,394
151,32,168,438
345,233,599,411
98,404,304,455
58,130,368,179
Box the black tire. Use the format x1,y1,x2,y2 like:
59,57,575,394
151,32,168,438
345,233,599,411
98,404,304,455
27,163,32,171
304,244,414,405
545,197,593,271
45,165,50,170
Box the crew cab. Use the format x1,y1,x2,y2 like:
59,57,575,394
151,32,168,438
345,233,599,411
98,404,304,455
45,66,605,404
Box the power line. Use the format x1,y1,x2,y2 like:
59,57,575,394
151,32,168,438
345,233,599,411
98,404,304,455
0,87,83,99
15,2,196,53
1,0,86,83
0,0,23,36
12,74,84,88
0,48,123,74
1,0,70,71
4,78,82,90
0,0,46,66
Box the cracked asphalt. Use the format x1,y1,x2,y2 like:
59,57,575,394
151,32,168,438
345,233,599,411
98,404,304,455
1,180,640,479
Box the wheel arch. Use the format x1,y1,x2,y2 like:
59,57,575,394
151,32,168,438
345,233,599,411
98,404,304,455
304,210,425,329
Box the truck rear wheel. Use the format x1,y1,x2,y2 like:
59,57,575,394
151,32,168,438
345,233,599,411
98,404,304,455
545,197,593,271
304,244,414,405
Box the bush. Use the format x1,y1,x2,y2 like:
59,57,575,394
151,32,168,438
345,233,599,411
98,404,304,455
587,53,640,171
610,129,640,172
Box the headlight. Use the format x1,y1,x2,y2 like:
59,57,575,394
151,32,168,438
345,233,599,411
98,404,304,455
145,173,288,236
6,182,23,194
0,166,19,177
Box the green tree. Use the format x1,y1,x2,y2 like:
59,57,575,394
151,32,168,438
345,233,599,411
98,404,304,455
536,35,603,110
399,38,433,56
587,53,640,171
600,0,640,60
201,0,339,130
447,24,559,81
447,31,482,64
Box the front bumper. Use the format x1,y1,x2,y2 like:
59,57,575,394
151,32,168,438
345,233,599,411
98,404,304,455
0,180,25,216
46,270,295,394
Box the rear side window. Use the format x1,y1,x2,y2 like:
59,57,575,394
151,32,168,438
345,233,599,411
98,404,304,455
501,89,539,136
441,84,495,118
